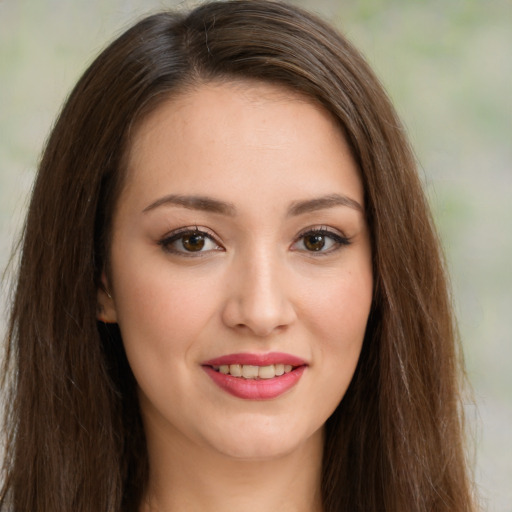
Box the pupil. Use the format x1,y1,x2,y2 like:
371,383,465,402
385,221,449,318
305,234,325,251
182,233,205,251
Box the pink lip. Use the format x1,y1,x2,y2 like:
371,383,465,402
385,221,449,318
203,352,307,367
202,352,307,400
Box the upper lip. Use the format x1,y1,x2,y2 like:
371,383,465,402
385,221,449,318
202,352,307,367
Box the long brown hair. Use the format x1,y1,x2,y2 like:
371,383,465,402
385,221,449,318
1,1,475,511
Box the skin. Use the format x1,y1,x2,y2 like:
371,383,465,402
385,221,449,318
98,81,373,511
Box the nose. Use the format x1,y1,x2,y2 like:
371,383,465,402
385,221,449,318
221,249,297,337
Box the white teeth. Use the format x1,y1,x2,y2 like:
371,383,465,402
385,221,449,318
242,365,259,379
258,365,276,379
213,363,296,379
229,364,242,377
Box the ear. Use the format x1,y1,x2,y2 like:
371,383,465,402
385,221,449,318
97,273,118,323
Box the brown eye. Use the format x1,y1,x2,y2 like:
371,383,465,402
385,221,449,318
291,228,351,254
159,228,222,256
303,234,325,251
181,233,206,251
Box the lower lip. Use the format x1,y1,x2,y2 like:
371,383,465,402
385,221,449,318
203,366,306,400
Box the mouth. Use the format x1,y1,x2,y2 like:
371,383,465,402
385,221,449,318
210,363,296,380
202,353,307,400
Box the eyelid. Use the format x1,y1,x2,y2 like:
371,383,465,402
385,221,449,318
295,225,348,239
291,225,351,253
158,225,224,256
157,224,350,256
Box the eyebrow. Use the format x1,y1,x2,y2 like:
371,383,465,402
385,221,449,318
287,193,363,216
142,192,363,216
142,194,237,215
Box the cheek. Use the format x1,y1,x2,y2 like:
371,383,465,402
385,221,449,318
302,266,372,341
112,263,226,414
111,254,222,363
300,264,372,392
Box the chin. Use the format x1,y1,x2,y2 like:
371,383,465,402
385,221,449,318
201,421,323,462
212,441,299,461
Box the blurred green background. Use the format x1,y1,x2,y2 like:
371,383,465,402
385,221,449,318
1,0,511,510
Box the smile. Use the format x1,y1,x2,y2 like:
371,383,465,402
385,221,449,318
202,353,307,400
211,363,295,379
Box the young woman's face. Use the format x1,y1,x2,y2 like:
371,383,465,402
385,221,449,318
101,81,373,460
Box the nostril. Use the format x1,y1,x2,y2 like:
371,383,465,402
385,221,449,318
220,275,297,335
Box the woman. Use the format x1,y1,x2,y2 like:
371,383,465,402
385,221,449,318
1,1,476,511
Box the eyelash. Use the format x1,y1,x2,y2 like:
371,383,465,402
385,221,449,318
292,227,351,255
158,225,351,257
158,226,222,257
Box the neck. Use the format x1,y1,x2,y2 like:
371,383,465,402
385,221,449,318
141,423,324,512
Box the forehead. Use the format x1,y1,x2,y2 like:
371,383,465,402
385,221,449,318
120,80,363,213
126,79,345,164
